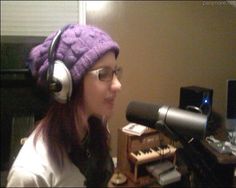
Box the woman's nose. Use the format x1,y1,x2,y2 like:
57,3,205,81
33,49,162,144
110,75,122,92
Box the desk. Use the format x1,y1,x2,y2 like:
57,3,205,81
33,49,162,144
202,125,236,164
199,129,236,187
201,141,236,164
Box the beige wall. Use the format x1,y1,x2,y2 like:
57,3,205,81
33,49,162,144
86,1,236,157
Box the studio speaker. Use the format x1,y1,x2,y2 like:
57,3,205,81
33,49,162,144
179,86,213,118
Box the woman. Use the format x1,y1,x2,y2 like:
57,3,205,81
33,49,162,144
7,24,122,187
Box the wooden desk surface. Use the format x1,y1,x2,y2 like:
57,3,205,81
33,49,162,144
201,140,236,164
202,126,236,165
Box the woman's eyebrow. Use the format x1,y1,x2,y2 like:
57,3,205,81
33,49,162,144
91,65,116,70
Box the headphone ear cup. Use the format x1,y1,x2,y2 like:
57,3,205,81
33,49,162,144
51,60,72,103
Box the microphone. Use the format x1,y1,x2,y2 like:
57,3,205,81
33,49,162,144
126,101,207,140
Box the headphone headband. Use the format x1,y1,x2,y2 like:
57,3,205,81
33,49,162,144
48,24,71,83
47,24,73,104
48,29,62,65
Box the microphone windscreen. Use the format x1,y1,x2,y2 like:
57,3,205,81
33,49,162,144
126,101,160,126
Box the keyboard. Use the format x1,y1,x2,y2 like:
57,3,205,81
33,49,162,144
129,144,176,164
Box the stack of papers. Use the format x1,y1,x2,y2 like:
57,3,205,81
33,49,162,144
122,123,147,136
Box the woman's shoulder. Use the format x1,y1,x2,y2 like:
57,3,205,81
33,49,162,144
6,130,54,187
7,129,86,187
7,167,49,187
9,130,53,177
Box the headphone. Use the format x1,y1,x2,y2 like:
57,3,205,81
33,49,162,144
47,25,73,104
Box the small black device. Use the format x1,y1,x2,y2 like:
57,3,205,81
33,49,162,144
225,79,236,131
47,24,72,104
179,86,213,118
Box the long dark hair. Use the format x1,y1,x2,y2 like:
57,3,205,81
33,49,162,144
33,78,111,169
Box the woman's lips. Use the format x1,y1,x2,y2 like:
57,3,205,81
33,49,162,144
105,97,115,107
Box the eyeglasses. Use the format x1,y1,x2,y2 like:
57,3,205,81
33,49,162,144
88,66,123,82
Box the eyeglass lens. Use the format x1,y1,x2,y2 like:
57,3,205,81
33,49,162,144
98,67,122,81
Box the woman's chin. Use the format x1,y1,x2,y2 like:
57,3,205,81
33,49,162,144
104,109,114,120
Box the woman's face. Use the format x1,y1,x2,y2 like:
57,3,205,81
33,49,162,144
83,52,122,119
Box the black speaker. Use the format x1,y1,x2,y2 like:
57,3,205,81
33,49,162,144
179,86,213,117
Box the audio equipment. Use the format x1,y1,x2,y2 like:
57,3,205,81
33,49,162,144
146,160,181,186
47,25,72,104
225,79,236,131
117,128,176,184
179,86,213,117
126,101,207,140
129,144,176,164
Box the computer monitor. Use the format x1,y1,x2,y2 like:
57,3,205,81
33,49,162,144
225,79,236,131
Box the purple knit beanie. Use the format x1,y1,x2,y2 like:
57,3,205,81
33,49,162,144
26,24,119,86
